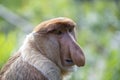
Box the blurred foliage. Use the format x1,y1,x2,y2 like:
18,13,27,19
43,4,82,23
0,0,120,80
0,31,17,67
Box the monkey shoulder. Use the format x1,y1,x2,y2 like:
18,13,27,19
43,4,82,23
0,53,48,80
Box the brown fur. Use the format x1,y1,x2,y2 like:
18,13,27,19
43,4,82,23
0,17,85,80
0,53,47,80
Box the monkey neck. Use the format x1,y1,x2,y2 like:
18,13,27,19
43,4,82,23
22,51,62,80
20,34,63,80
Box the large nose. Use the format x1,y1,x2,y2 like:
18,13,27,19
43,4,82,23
66,32,85,67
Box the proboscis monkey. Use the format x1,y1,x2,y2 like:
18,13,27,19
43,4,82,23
0,17,85,80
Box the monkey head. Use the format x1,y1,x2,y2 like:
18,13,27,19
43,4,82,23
33,17,85,74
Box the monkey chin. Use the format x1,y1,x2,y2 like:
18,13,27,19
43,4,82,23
60,65,76,76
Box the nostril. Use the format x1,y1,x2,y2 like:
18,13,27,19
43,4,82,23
64,59,74,66
65,59,73,63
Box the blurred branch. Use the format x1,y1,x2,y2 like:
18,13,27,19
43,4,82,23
0,5,33,33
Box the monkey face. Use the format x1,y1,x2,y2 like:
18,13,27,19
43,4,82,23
33,17,85,71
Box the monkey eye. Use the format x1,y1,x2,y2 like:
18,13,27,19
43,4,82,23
56,30,62,35
68,28,73,32
48,30,62,35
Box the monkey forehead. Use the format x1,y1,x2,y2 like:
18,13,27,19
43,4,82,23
33,17,76,33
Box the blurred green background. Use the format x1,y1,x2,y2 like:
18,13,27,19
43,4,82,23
0,0,120,80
